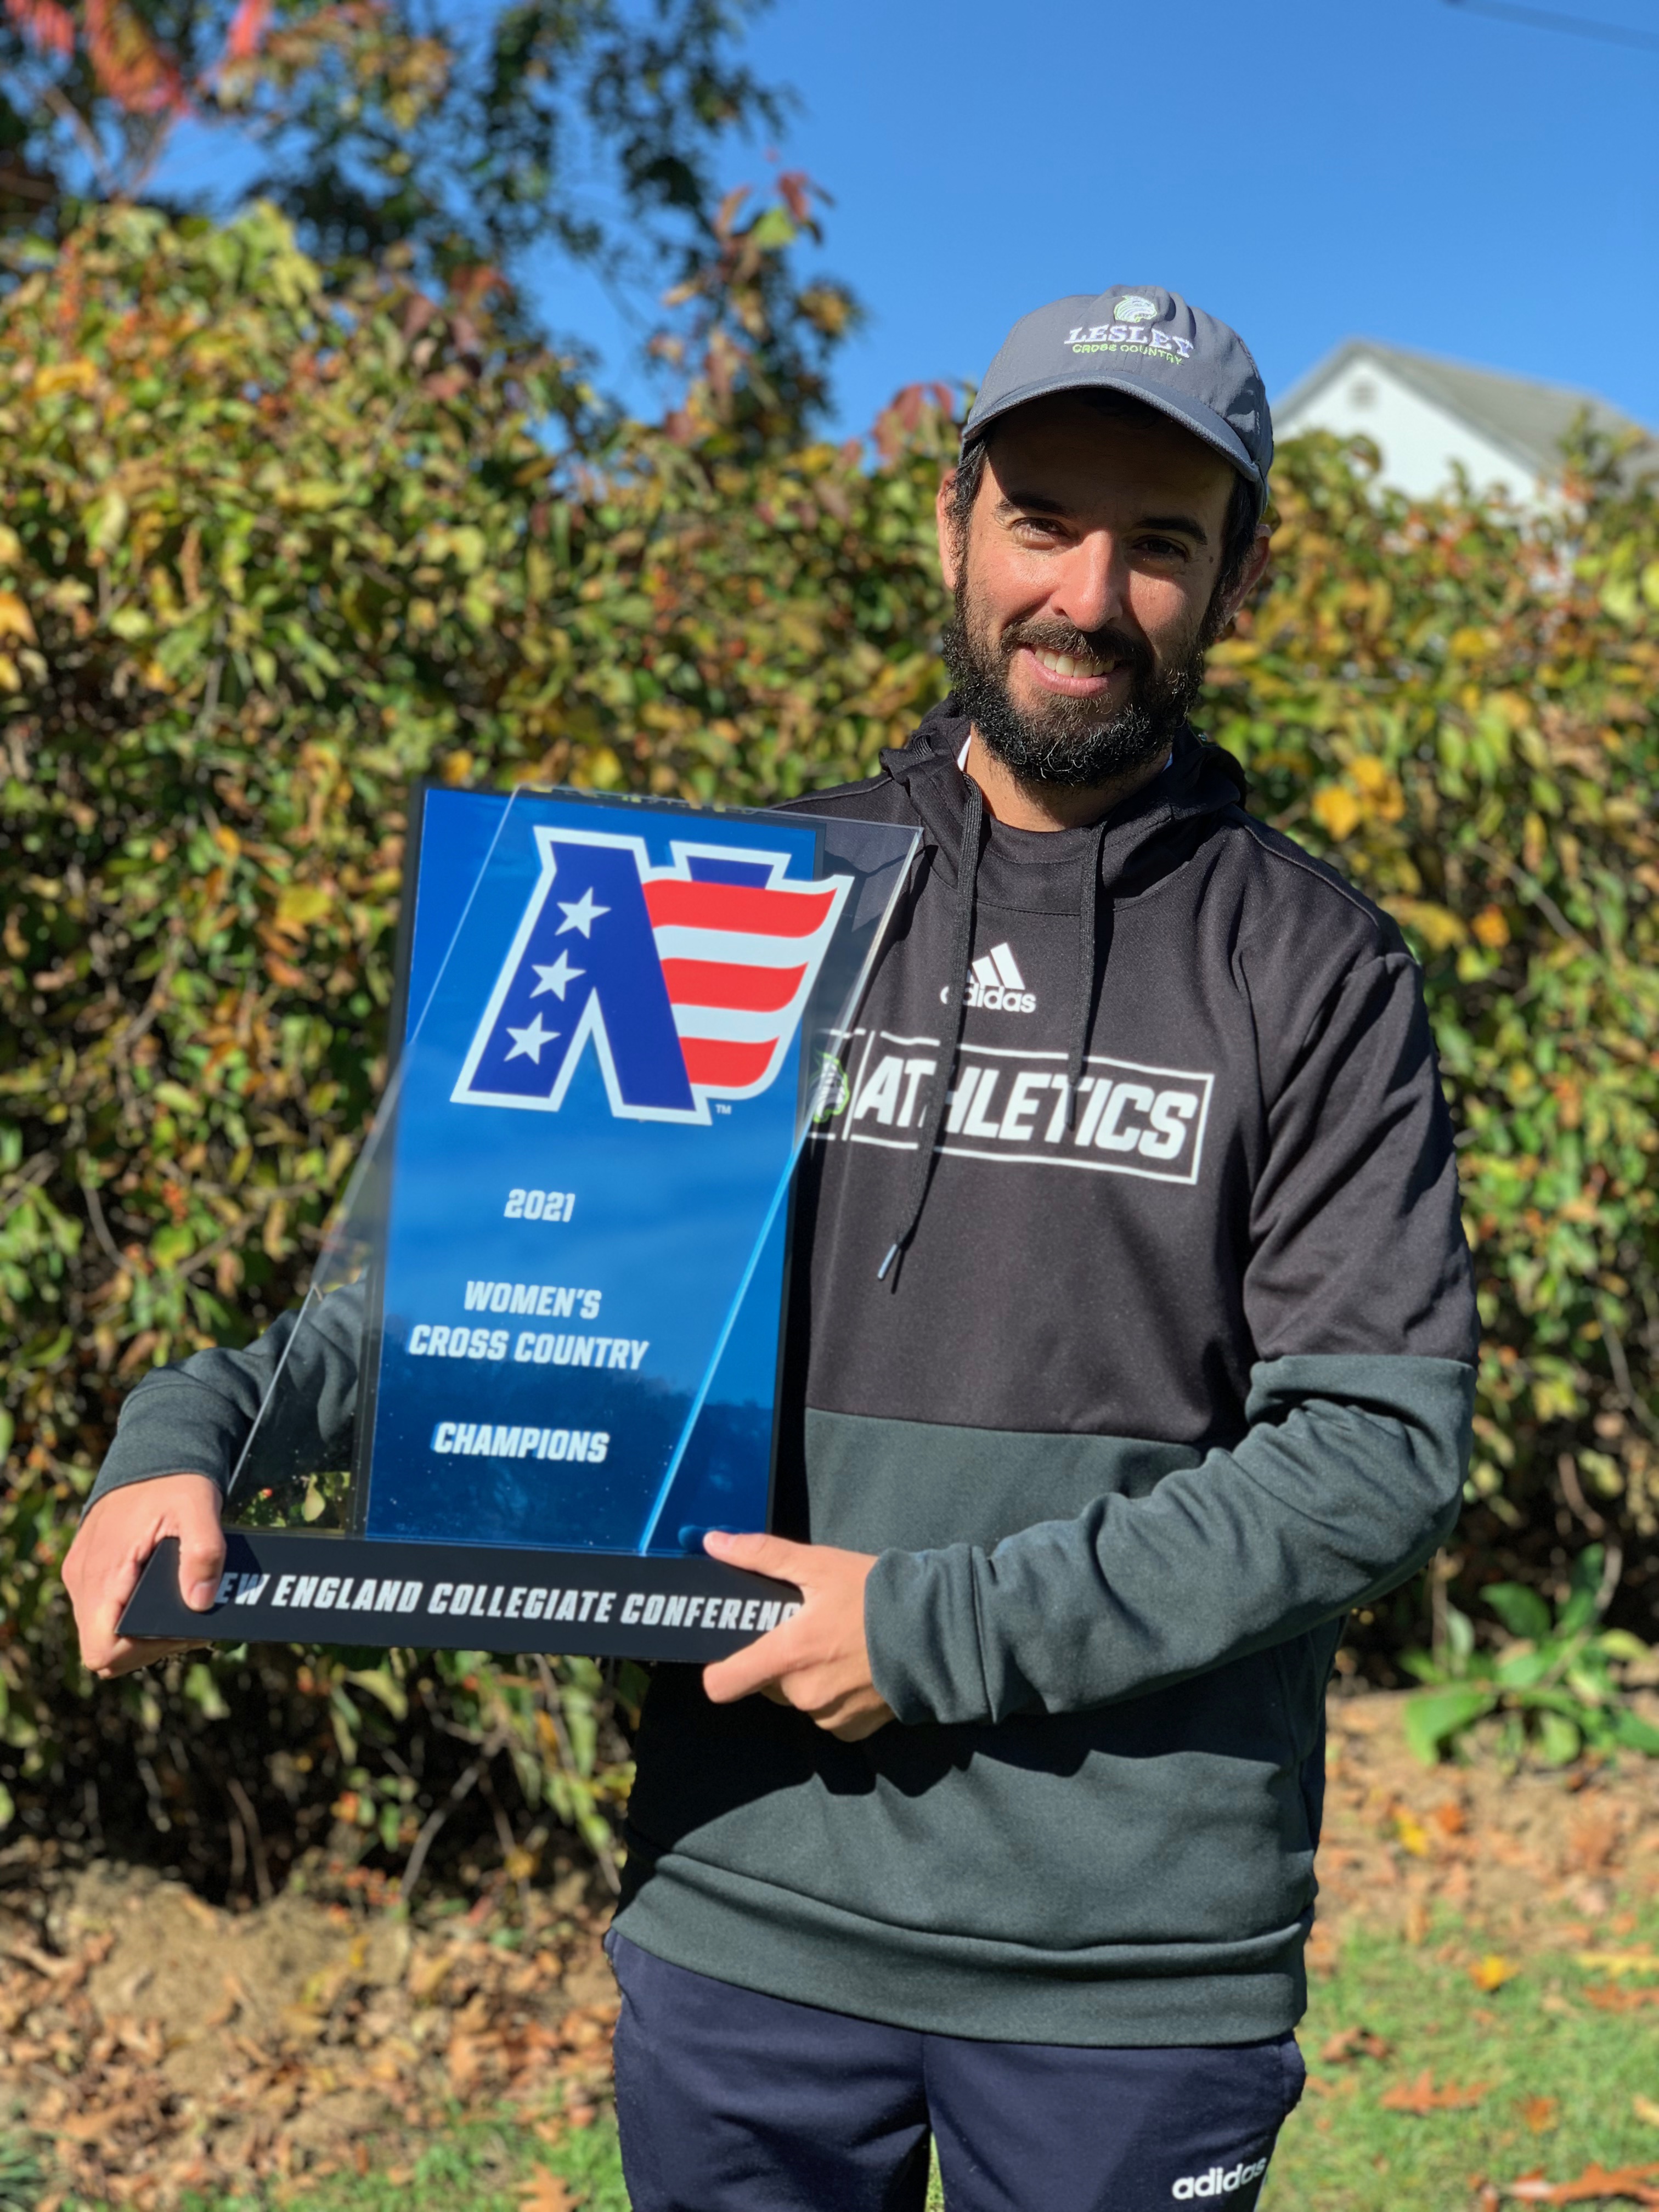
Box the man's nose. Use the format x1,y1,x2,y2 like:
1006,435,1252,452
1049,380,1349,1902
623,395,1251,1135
1049,530,1126,635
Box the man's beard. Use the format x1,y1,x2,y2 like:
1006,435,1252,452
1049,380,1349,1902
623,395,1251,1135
941,575,1211,791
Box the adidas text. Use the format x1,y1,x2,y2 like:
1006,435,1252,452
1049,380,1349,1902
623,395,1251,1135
1171,2156,1268,2199
941,941,1036,1015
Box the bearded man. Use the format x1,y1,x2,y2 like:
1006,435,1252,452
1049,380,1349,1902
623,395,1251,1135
66,288,1476,2211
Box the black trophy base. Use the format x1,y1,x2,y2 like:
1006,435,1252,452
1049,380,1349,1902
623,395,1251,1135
120,1529,800,1661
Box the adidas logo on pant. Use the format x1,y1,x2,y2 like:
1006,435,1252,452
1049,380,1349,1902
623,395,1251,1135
1171,2155,1268,2199
941,941,1036,1014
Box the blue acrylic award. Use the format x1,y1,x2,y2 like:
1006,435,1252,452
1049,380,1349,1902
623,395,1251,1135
122,785,918,1658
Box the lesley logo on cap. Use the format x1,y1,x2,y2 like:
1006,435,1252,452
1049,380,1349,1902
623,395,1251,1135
1063,313,1194,361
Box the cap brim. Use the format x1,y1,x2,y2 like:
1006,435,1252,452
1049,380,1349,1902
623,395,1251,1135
963,373,1265,503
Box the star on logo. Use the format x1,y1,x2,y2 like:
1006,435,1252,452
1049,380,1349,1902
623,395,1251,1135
531,952,583,1000
504,1013,557,1064
556,888,609,938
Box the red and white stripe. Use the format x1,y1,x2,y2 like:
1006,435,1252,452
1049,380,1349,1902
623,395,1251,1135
642,877,844,1096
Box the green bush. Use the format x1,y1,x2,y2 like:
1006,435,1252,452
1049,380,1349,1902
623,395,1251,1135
1204,438,1659,1638
1402,1542,1659,1766
0,202,1655,1883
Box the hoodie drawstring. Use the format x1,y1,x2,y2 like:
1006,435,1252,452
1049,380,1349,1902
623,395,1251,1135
877,777,984,1286
1065,817,1110,1129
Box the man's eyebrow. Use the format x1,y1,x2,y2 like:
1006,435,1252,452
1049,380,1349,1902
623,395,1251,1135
1138,512,1210,545
994,492,1210,545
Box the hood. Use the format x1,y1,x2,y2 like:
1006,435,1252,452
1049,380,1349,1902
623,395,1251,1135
869,699,1248,1287
878,696,1249,897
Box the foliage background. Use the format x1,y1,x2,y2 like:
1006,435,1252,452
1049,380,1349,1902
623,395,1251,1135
0,200,1654,1894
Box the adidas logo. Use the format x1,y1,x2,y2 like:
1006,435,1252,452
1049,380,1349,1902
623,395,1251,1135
1171,2155,1269,2199
941,941,1036,1014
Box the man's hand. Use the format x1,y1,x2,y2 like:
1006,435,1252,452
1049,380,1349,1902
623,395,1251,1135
62,1474,225,1679
701,1530,893,1742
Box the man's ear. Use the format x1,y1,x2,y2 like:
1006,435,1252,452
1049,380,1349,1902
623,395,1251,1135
935,470,963,592
1215,523,1272,633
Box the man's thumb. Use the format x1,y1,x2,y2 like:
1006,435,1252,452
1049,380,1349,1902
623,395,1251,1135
176,1495,227,1613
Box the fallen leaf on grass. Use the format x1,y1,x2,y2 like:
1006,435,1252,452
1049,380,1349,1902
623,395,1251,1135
1504,2163,1659,2204
1522,2096,1560,2134
1474,1954,1520,1992
1635,2098,1659,2131
1395,1809,1432,1857
520,2172,576,2212
1585,1985,1659,2013
1577,1951,1659,1978
1322,2025,1394,2064
1381,2069,1492,2115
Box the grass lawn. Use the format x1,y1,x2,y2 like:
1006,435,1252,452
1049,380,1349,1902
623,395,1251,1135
146,1895,1659,2212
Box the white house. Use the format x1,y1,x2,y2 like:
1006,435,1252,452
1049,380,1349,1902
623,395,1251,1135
1274,338,1654,503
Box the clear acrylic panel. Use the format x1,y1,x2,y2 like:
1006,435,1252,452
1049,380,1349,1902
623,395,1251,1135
225,786,918,1558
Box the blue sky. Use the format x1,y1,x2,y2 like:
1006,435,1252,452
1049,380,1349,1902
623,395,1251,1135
158,0,1659,441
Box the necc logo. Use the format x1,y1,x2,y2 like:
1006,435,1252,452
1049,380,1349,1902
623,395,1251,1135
452,827,850,1124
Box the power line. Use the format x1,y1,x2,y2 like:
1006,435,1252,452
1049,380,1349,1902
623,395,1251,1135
1443,0,1659,50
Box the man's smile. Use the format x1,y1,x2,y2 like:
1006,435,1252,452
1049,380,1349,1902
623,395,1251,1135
1018,642,1131,697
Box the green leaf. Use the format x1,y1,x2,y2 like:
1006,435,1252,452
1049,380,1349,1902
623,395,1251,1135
1533,1711,1582,1766
1482,1582,1551,1641
1444,1603,1476,1663
1558,1545,1607,1634
1611,1709,1659,1756
1599,1629,1649,1663
151,1222,195,1268
1493,1646,1553,1689
1403,1686,1494,1764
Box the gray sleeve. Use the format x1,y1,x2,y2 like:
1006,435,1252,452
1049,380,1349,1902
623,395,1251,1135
864,1352,1474,1726
87,1283,365,1514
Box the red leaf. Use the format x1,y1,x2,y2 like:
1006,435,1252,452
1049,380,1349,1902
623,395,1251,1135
1505,2165,1659,2204
1381,2069,1491,2114
3,0,74,59
223,0,270,64
85,0,189,115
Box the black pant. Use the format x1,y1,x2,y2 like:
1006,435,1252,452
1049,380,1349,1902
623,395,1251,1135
608,1933,1305,2212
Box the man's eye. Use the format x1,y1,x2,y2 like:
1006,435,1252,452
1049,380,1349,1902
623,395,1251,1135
1138,537,1188,560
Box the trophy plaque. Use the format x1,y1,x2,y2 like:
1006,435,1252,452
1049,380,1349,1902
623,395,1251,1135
121,785,918,1658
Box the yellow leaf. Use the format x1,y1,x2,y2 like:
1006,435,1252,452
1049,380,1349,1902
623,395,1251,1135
1393,1809,1431,1858
275,883,331,931
1311,785,1363,840
33,357,99,397
1471,1953,1517,1992
1349,754,1390,797
1387,899,1468,952
0,591,36,643
1577,1949,1659,1977
0,524,23,563
1634,2095,1659,2130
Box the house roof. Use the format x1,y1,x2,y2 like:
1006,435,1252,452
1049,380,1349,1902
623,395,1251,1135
1277,338,1655,483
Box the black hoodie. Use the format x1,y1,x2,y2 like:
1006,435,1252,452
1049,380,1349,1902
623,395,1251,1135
92,705,1476,2047
613,704,1476,2043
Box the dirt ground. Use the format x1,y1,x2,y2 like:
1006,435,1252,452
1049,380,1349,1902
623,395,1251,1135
5,1689,1659,2209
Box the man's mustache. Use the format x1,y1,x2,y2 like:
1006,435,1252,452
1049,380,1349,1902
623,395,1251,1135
996,620,1155,677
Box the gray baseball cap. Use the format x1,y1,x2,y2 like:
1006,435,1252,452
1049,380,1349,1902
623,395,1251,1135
962,285,1273,514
